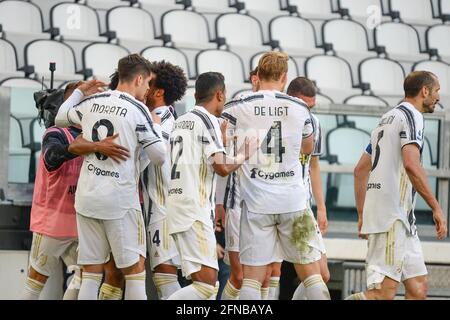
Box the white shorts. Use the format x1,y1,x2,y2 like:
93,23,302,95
172,221,218,279
366,220,427,290
77,210,146,269
29,233,78,277
240,202,322,266
148,218,180,270
225,205,241,253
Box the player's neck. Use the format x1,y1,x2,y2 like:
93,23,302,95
258,80,284,92
116,83,138,99
403,98,424,113
197,102,218,116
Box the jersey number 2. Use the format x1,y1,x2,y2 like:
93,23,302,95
261,121,285,163
91,119,114,161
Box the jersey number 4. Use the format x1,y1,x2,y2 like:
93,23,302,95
261,121,285,163
92,119,114,161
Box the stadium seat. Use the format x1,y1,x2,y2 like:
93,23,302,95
338,0,383,19
305,54,361,102
195,49,251,98
316,92,334,107
82,43,130,81
0,77,45,89
24,40,83,87
141,46,191,79
344,94,390,107
0,0,51,67
215,13,272,74
269,16,322,58
107,6,163,54
50,2,111,69
288,0,339,19
239,0,289,42
426,24,450,63
440,0,450,15
190,0,235,13
8,115,31,184
31,0,69,30
250,52,299,85
139,0,184,37
86,0,132,33
174,86,196,115
326,127,370,208
0,39,24,82
358,57,405,98
388,0,439,25
374,21,429,70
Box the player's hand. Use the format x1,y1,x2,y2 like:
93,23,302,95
151,110,161,125
78,79,107,96
358,218,368,240
220,119,229,147
216,244,225,260
215,204,225,232
95,133,130,163
433,207,447,240
239,136,260,161
317,208,328,236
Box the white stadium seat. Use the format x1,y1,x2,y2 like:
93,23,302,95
288,0,339,19
323,19,371,53
215,13,272,74
441,0,450,15
338,0,382,18
24,40,83,87
82,43,130,80
195,49,251,98
141,46,191,79
305,54,361,102
0,39,24,81
139,0,184,37
269,16,322,57
107,6,163,54
31,0,68,30
389,0,438,25
8,115,31,183
0,0,50,67
344,94,389,107
358,57,405,97
86,0,129,33
0,77,45,89
426,24,450,63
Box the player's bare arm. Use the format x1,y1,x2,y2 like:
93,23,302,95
402,143,447,240
68,133,130,163
310,156,328,235
301,134,314,155
354,152,372,239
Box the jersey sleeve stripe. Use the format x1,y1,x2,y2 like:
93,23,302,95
191,110,222,149
72,93,111,108
275,93,309,110
162,131,170,140
397,105,416,140
160,111,172,124
221,112,237,126
119,94,160,138
142,139,162,149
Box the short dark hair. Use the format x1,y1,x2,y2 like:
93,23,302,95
118,54,153,83
195,72,225,104
404,71,437,98
287,77,317,97
109,71,119,90
150,60,188,106
249,67,258,82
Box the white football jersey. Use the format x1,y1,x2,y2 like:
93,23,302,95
56,90,164,220
222,90,313,214
166,105,225,234
141,106,175,224
362,102,424,235
299,113,322,205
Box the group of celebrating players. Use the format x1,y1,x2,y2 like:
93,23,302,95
23,51,447,300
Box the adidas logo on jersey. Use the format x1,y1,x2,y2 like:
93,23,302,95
250,168,295,180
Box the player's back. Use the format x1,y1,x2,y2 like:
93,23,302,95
73,90,161,220
167,105,224,233
222,90,313,214
362,102,424,234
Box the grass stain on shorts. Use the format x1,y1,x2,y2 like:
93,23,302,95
290,212,315,253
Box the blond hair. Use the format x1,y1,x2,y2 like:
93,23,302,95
257,52,288,81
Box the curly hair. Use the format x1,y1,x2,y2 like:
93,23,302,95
151,60,188,106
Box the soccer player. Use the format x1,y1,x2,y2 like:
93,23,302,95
55,54,166,300
286,77,330,299
139,61,188,299
23,82,127,300
222,52,330,300
166,72,258,300
347,71,447,300
220,68,260,300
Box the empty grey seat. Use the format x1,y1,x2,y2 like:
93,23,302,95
389,0,439,25
139,0,184,37
426,24,450,63
141,46,191,79
82,43,130,81
107,6,163,54
358,57,405,96
344,94,389,107
0,39,24,81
